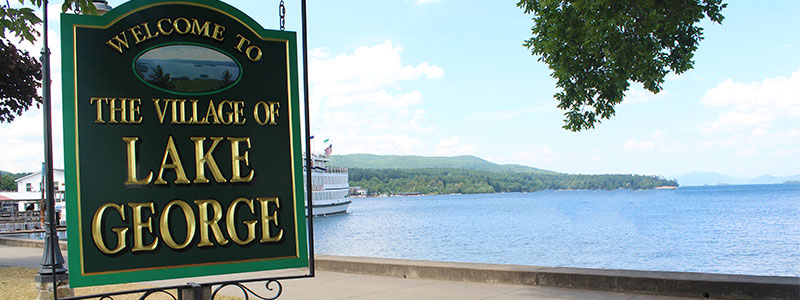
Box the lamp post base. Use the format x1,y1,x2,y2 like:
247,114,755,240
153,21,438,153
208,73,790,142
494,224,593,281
35,273,73,300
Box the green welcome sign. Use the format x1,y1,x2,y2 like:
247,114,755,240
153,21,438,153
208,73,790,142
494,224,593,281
61,0,308,287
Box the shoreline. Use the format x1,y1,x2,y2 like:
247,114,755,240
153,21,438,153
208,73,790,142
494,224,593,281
360,186,681,198
2,236,795,300
356,182,800,197
317,255,799,300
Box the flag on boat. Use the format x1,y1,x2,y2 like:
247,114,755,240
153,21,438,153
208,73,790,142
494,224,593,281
324,144,333,156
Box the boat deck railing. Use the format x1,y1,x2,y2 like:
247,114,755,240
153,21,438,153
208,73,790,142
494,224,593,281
0,211,43,233
325,167,348,173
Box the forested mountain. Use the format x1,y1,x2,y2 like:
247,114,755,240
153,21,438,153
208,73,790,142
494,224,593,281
0,171,28,191
331,154,677,195
330,154,554,173
350,168,676,195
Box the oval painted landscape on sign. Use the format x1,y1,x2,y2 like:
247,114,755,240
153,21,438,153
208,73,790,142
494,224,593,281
134,44,241,94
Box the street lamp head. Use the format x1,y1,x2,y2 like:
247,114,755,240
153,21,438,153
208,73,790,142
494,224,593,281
92,1,112,15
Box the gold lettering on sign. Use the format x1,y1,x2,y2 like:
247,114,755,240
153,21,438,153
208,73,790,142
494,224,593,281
228,137,254,183
173,17,192,34
226,197,258,245
123,137,153,185
130,202,158,252
90,97,142,124
204,99,220,125
233,34,262,61
211,23,225,41
108,98,126,123
191,19,212,37
194,199,229,247
105,18,226,54
191,137,227,184
154,136,191,185
128,98,143,123
127,25,147,44
159,200,196,250
89,97,108,123
91,202,128,254
253,101,280,126
105,32,129,54
157,18,173,35
256,197,283,243
90,196,284,254
151,99,247,126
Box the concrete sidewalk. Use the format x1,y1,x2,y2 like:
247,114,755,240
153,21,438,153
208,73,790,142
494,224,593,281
236,270,693,300
0,244,691,299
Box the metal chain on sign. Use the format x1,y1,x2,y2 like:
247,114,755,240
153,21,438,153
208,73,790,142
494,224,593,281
279,0,286,31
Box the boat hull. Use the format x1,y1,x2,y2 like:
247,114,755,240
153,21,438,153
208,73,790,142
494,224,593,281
307,200,351,216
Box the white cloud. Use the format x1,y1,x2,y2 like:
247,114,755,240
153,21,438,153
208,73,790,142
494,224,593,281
750,127,768,139
509,147,554,165
415,0,444,5
738,148,758,156
310,40,443,102
696,70,800,163
1,23,65,173
435,136,474,156
309,47,330,59
622,85,669,105
701,69,800,130
623,140,655,151
325,90,422,108
308,41,443,155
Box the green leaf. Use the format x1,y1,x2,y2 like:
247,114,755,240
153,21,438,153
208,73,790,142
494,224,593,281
22,31,34,42
518,0,726,131
82,0,97,15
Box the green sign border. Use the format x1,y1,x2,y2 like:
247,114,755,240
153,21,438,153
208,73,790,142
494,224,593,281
62,0,308,287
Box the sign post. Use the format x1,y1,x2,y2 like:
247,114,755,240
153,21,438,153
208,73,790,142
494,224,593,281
62,0,308,288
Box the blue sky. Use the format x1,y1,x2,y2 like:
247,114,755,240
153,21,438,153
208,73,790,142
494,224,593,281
1,0,798,179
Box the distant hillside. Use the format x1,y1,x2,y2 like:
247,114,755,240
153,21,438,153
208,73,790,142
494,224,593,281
330,154,555,174
350,168,677,195
0,171,29,191
675,172,747,186
749,174,800,185
676,171,800,186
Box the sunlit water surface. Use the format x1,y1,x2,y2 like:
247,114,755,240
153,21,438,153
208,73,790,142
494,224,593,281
314,184,800,276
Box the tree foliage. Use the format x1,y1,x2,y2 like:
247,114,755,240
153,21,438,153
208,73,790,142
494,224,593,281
0,0,96,123
147,65,173,89
0,39,42,122
350,168,677,196
222,69,233,85
1,0,97,43
0,171,30,191
517,0,726,131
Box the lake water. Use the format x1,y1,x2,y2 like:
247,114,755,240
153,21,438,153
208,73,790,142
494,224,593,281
137,60,239,81
314,184,800,277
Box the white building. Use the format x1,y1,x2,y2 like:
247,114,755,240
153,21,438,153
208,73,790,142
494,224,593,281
15,169,65,193
0,169,66,226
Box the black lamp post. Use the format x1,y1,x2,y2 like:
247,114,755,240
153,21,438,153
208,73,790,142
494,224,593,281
34,1,69,298
34,2,114,297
